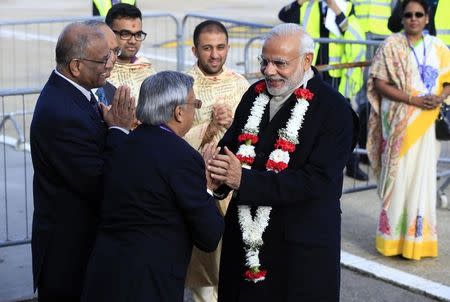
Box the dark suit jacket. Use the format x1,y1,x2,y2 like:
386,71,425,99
81,124,224,302
30,71,128,300
217,69,358,302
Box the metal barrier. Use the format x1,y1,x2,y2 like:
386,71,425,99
0,13,180,89
0,88,37,248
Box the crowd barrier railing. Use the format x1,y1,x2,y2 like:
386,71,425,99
0,88,37,248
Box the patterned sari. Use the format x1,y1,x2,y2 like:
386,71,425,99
367,33,450,260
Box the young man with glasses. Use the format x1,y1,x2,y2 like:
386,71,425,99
105,3,155,102
183,20,249,302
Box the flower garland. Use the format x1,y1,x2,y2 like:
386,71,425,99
236,80,314,283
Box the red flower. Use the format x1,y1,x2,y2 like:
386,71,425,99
237,154,255,166
254,81,266,94
238,133,259,145
294,88,314,101
266,159,288,172
244,269,267,281
274,138,296,152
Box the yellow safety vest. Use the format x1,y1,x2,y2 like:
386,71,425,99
299,0,321,65
93,0,136,17
435,0,450,46
299,1,366,98
353,0,392,36
337,14,366,98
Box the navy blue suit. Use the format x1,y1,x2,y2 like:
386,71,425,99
217,69,358,302
81,124,224,302
30,71,128,301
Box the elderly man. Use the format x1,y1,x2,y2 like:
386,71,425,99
30,21,134,302
105,3,155,101
184,20,249,302
207,24,358,301
87,20,122,105
81,71,224,302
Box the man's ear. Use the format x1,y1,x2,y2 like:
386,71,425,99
304,53,313,71
68,59,81,77
173,105,184,123
192,46,199,59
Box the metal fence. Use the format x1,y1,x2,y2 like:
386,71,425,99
0,88,37,248
0,14,181,89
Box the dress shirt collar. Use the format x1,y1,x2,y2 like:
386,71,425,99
54,69,93,102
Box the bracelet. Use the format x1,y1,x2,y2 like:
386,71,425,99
407,94,412,104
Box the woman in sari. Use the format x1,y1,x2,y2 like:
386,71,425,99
367,0,450,260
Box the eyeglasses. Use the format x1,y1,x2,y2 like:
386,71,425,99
78,53,112,68
257,54,302,69
112,29,147,41
403,12,425,19
185,99,203,109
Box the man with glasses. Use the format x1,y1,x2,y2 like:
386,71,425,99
206,24,358,301
87,20,122,106
30,21,135,302
105,3,155,101
183,20,249,302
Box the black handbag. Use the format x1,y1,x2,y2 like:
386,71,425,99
435,103,450,140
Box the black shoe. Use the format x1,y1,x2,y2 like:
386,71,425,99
346,166,369,181
360,154,370,165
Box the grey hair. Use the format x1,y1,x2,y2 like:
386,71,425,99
264,23,315,55
136,71,194,125
55,22,104,70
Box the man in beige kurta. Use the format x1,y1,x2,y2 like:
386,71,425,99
105,3,156,102
183,20,249,302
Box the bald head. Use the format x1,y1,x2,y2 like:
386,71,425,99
55,22,105,71
83,20,119,54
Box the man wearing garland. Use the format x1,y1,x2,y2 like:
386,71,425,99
207,23,358,301
183,20,249,302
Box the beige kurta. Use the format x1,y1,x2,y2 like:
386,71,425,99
184,64,249,288
107,56,156,103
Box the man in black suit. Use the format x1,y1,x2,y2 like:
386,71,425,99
81,71,224,302
208,24,358,301
30,21,135,302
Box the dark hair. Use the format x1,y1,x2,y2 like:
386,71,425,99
105,3,142,27
193,20,228,47
401,0,429,14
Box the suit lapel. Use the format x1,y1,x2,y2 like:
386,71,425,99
50,72,104,124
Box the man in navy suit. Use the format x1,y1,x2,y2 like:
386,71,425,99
30,21,135,302
208,24,358,301
81,71,224,302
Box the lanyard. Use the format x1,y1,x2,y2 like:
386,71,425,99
159,124,175,134
406,34,428,92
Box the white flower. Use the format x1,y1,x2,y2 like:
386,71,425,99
237,144,256,158
268,149,290,163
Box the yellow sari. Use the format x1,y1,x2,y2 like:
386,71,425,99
367,33,450,260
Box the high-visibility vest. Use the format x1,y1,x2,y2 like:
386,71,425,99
435,0,450,46
336,15,366,98
93,0,136,17
299,0,321,65
353,0,392,36
299,1,366,98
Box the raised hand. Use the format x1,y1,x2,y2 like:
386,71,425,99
102,85,135,129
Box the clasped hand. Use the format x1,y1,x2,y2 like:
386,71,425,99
202,144,242,190
101,85,136,129
211,103,233,130
411,94,444,110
